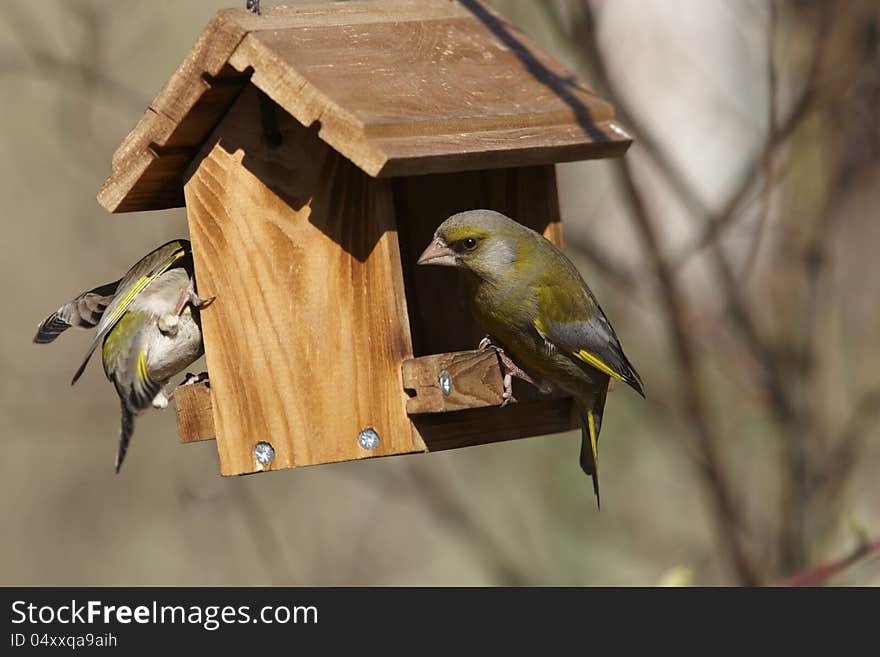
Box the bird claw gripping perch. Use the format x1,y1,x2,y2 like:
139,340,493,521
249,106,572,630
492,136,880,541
179,371,210,387
172,278,216,316
478,335,541,406
163,371,210,405
161,280,215,338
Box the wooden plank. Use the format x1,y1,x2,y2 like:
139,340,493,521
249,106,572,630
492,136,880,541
402,348,570,415
413,399,579,452
173,349,580,455
98,13,253,213
175,382,215,443
392,165,563,357
402,349,505,414
99,0,630,213
219,0,470,32
234,0,630,178
184,85,420,475
376,125,629,178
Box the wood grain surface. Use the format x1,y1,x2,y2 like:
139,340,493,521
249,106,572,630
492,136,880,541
184,85,420,475
413,398,579,452
174,383,215,443
176,349,581,453
402,349,507,414
99,0,630,213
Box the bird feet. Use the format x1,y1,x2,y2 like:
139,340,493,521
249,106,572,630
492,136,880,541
179,371,210,388
478,335,497,351
173,279,216,316
478,336,541,407
160,372,210,406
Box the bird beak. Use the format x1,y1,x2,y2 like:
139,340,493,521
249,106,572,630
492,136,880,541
417,238,457,267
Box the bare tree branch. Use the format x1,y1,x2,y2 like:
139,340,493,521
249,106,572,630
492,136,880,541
671,4,832,270
741,0,780,282
777,536,880,586
0,47,146,112
612,156,761,586
818,388,880,501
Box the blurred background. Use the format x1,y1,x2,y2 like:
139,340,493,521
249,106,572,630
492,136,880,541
2,0,878,586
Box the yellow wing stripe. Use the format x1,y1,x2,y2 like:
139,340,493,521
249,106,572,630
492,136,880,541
534,317,626,382
136,349,149,383
103,249,185,329
574,349,626,383
587,411,599,474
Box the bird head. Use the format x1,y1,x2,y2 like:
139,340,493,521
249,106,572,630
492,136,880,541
417,210,525,282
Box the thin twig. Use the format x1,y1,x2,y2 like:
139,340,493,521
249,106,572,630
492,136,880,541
564,233,639,293
614,157,760,586
0,48,146,112
401,462,533,585
777,537,880,586
671,5,832,270
574,1,796,430
569,0,761,585
741,0,780,282
818,388,880,501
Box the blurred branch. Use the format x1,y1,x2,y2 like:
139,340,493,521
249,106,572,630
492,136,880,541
671,3,832,270
549,0,824,265
741,0,780,281
568,0,796,422
0,47,146,112
777,535,880,586
564,232,639,293
337,461,535,585
401,462,534,585
566,0,798,585
233,483,298,584
612,155,760,586
818,388,880,501
547,3,712,223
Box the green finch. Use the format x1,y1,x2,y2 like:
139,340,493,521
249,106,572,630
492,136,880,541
34,239,213,472
417,210,643,508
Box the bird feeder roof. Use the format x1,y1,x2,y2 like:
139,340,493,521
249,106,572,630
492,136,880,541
98,0,632,213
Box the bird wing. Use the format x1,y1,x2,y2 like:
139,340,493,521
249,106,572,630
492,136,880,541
34,279,120,344
533,281,644,397
71,240,189,385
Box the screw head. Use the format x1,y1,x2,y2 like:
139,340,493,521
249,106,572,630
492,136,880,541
439,369,452,397
254,441,275,466
358,428,380,450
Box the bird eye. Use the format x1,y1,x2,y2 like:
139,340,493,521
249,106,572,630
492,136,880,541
463,237,478,251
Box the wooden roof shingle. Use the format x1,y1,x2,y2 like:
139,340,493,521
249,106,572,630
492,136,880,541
98,0,631,213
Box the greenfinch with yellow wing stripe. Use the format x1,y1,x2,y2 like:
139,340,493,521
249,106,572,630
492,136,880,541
34,239,213,472
418,210,644,508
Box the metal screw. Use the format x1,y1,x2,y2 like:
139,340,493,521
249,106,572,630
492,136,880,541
358,428,380,450
439,369,452,397
254,441,275,466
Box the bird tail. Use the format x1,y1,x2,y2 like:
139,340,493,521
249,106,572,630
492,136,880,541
577,383,608,510
115,403,136,474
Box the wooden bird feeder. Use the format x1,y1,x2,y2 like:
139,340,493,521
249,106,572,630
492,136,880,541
98,0,631,476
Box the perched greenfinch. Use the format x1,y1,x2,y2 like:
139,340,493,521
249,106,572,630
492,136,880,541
418,210,643,508
34,239,213,472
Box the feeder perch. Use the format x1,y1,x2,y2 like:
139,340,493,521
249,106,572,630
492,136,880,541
98,0,632,476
